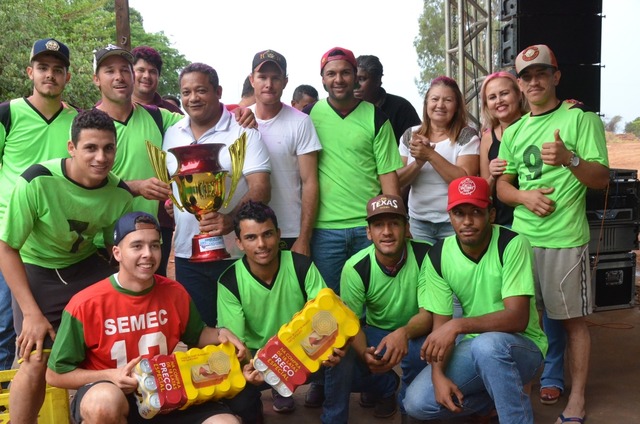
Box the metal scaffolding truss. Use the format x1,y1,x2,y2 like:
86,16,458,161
444,0,492,127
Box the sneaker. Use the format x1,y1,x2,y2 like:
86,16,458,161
304,382,325,408
359,391,378,408
272,389,295,413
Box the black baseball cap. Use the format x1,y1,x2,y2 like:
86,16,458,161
30,38,70,67
252,49,287,74
93,44,134,73
113,212,160,246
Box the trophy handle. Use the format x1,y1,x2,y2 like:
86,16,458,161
145,140,185,212
224,132,247,208
166,177,185,212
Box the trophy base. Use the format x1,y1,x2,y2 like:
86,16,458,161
190,234,230,263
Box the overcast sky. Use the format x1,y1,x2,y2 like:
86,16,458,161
128,0,638,127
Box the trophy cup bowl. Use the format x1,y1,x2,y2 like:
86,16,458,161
169,143,231,262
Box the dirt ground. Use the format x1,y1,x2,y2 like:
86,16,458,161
606,137,640,170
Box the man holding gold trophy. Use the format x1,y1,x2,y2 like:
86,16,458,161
160,63,270,328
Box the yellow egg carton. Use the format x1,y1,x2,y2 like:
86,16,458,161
254,288,360,396
133,342,245,419
175,343,246,408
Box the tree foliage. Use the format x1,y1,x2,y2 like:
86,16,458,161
625,117,640,138
414,0,446,95
604,115,623,133
414,0,502,96
0,0,188,109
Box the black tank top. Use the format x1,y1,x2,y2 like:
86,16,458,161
488,129,515,226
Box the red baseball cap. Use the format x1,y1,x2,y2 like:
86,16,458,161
320,47,357,73
447,176,491,211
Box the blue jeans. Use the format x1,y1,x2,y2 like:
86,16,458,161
540,311,566,392
0,271,15,370
311,227,371,293
409,218,454,245
322,344,398,424
364,326,427,414
175,257,234,327
404,332,543,424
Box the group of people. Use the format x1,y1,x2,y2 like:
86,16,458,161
0,36,608,424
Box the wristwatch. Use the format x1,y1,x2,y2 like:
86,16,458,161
563,151,580,168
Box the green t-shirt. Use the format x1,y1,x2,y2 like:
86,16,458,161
217,251,327,350
499,100,609,248
419,225,548,356
0,98,78,220
340,239,431,331
0,159,133,268
308,100,403,229
109,104,181,217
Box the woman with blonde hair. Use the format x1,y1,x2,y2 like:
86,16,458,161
479,70,527,226
398,76,479,244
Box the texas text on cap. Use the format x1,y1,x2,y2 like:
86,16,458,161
30,38,70,67
366,194,408,220
93,44,134,73
515,44,558,77
320,47,357,73
447,176,491,211
113,211,161,246
252,49,287,74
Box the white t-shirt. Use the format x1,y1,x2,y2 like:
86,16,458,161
163,107,271,259
399,127,480,223
250,103,322,238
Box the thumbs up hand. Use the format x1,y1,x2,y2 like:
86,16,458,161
541,129,573,167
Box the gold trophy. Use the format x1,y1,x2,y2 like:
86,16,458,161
146,135,246,262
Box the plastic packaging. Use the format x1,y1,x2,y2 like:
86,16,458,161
254,288,360,396
133,342,245,419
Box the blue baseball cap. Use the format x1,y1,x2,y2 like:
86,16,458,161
30,38,70,67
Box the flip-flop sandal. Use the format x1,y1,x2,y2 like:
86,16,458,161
540,386,561,405
558,413,585,423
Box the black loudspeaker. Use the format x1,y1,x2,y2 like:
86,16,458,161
587,169,640,255
500,0,603,111
590,252,636,311
586,169,639,224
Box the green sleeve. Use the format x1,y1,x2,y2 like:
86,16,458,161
418,256,453,315
0,176,37,248
161,108,183,130
501,235,536,299
216,281,246,343
499,125,517,175
181,300,207,347
304,262,328,300
0,124,6,160
575,111,609,166
102,191,133,245
339,263,366,316
47,310,87,374
373,119,404,175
